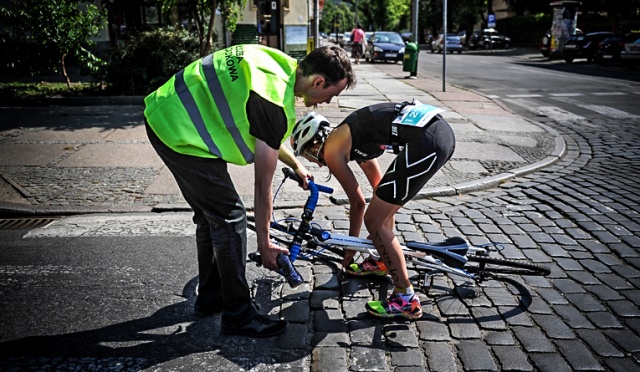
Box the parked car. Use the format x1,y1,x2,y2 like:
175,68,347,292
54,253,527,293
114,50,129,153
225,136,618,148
400,32,413,43
431,33,463,54
364,31,373,42
468,28,511,50
364,31,405,63
562,31,615,63
343,31,352,48
457,30,468,46
594,33,640,65
328,32,343,45
620,37,640,66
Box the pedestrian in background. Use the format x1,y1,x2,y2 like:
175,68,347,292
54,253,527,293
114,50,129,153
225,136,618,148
351,24,366,65
290,101,455,319
144,44,355,337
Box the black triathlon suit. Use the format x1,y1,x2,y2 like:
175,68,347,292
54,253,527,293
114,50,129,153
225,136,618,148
338,102,456,205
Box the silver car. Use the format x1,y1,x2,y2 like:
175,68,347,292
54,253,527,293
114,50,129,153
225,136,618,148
431,34,463,54
620,38,640,66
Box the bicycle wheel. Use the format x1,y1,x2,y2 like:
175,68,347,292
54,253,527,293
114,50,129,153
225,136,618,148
465,255,551,278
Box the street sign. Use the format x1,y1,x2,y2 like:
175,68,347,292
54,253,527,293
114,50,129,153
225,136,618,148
487,13,496,28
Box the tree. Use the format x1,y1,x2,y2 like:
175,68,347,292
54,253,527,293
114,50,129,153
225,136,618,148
319,1,355,34
0,0,106,88
159,0,246,57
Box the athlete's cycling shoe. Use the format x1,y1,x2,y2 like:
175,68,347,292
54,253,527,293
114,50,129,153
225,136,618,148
221,315,288,338
365,292,423,320
345,257,389,276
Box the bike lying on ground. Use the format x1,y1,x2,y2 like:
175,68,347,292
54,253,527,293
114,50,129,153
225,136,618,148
248,168,551,290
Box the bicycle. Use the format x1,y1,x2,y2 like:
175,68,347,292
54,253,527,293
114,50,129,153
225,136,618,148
248,168,551,291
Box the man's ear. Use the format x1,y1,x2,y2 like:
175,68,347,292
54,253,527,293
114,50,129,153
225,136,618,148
313,76,325,89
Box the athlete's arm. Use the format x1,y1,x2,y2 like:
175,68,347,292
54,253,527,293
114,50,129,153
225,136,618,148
323,125,366,266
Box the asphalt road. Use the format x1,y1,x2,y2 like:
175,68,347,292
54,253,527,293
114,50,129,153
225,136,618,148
417,47,640,123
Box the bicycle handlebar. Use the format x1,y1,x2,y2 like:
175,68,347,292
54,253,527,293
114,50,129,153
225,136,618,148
248,168,334,287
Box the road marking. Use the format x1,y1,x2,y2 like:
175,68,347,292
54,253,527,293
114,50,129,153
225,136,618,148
503,98,587,122
533,106,588,122
549,93,583,97
506,94,543,98
24,213,195,238
591,92,627,96
551,96,640,119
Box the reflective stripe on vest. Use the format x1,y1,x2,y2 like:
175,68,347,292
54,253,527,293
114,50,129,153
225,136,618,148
174,54,254,164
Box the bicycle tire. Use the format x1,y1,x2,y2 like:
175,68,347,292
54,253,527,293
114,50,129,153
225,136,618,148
465,255,551,277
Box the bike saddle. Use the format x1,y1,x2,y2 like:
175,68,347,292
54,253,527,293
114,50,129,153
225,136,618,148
407,237,470,268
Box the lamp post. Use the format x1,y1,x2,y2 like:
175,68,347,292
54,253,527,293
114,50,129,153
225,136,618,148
442,0,447,91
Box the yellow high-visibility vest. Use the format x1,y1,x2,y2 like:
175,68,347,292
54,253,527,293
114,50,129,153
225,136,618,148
144,44,298,165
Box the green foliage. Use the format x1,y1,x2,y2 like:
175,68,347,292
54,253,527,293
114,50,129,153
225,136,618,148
157,0,246,54
0,82,103,99
0,0,106,81
320,2,355,33
101,27,201,95
497,14,551,46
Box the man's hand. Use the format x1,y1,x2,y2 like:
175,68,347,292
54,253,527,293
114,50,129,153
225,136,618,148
278,144,313,189
294,164,313,189
259,241,290,271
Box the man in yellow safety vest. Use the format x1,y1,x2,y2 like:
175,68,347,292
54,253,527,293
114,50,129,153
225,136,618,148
144,44,354,338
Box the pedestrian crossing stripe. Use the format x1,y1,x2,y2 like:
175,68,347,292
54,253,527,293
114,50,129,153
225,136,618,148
549,93,582,97
591,92,626,96
506,94,543,98
551,96,640,119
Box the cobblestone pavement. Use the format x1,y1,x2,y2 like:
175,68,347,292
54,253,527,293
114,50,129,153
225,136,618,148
3,115,638,371
263,114,640,371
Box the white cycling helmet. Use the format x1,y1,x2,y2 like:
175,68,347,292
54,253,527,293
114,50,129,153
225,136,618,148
291,112,331,156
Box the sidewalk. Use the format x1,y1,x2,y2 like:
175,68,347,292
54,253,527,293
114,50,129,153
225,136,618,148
0,59,564,216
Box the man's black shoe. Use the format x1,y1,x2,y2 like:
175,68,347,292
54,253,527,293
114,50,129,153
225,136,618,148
221,315,288,338
194,305,223,317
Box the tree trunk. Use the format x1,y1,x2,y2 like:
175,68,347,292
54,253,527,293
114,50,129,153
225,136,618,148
203,11,216,55
61,53,71,89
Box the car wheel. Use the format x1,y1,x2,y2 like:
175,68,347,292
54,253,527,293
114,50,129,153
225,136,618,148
504,42,510,49
564,57,574,63
484,43,491,50
457,50,462,54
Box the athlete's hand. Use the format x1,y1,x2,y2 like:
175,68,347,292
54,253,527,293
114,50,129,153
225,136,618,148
342,249,357,268
259,241,290,271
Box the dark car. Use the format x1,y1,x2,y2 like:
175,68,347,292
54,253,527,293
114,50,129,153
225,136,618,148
364,31,405,63
468,28,511,50
594,32,640,65
562,31,615,63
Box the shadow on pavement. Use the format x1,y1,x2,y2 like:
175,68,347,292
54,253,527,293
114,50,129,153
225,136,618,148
0,276,310,370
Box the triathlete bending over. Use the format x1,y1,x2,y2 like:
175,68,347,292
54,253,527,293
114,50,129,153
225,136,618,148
290,101,456,319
